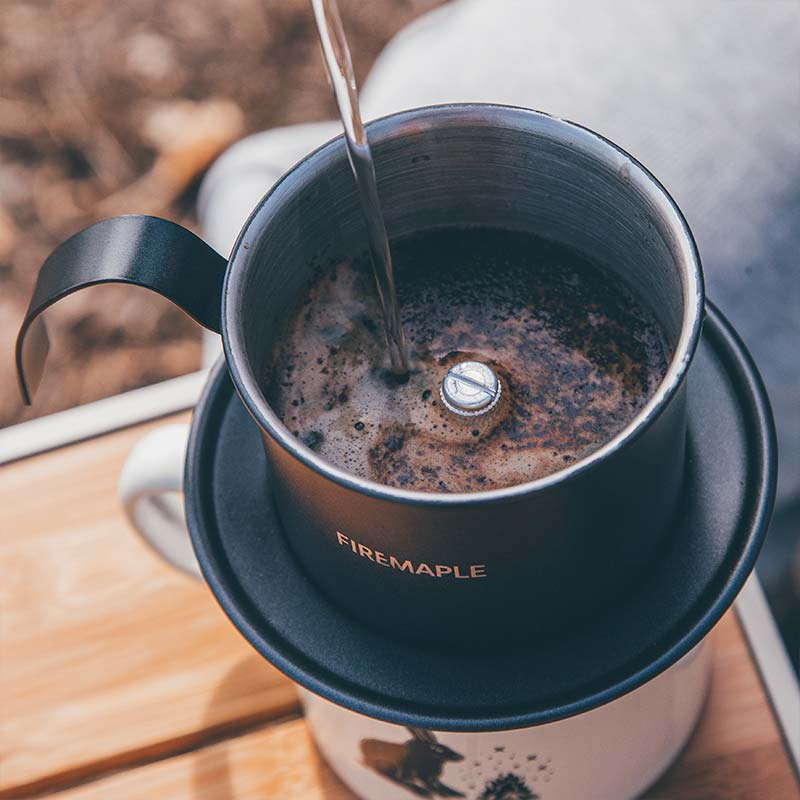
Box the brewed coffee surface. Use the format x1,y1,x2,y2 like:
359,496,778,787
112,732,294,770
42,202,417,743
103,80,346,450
265,228,669,491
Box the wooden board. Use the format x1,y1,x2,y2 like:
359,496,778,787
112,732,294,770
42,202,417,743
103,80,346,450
0,415,299,797
1,416,797,799
645,612,799,799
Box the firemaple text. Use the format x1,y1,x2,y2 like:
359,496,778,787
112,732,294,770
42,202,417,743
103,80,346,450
335,531,487,579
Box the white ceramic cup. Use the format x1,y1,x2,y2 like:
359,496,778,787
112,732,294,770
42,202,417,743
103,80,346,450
119,426,710,800
118,423,200,579
301,646,709,800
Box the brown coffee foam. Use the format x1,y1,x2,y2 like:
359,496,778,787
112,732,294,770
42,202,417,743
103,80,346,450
264,228,669,492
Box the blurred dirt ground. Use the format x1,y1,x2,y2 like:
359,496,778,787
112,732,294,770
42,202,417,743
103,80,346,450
0,0,444,427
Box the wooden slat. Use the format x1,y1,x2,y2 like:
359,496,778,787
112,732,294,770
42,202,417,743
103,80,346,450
41,613,799,800
644,612,798,799
43,720,351,800
0,415,299,798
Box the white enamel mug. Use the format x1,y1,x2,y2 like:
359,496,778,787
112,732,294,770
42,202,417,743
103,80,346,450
300,643,709,800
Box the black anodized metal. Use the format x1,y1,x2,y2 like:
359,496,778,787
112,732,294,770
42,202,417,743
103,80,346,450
14,105,705,645
223,104,704,644
185,301,775,732
15,215,227,403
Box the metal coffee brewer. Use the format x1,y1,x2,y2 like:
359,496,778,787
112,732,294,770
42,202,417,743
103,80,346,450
118,301,774,798
17,105,704,646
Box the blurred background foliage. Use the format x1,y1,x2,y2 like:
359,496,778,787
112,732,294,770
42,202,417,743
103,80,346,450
0,0,444,426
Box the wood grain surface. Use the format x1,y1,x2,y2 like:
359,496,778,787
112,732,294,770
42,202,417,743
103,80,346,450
0,414,298,797
1,416,797,799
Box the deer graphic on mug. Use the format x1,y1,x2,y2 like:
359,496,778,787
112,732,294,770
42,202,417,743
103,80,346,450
360,727,466,797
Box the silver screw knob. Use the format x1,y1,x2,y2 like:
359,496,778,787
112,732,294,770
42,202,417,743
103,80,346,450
440,360,501,417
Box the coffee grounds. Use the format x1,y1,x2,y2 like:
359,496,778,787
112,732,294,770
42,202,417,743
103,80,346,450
264,227,669,492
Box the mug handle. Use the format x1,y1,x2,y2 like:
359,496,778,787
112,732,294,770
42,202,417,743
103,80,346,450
15,215,227,404
118,423,201,579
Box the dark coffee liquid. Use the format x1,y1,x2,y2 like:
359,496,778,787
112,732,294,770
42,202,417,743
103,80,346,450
264,228,669,492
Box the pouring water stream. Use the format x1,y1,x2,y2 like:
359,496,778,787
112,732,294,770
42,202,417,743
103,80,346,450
310,0,410,376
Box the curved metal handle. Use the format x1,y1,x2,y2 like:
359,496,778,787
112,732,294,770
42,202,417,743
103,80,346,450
16,215,228,404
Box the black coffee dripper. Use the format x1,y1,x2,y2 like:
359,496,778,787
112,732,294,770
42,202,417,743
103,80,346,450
16,105,704,645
